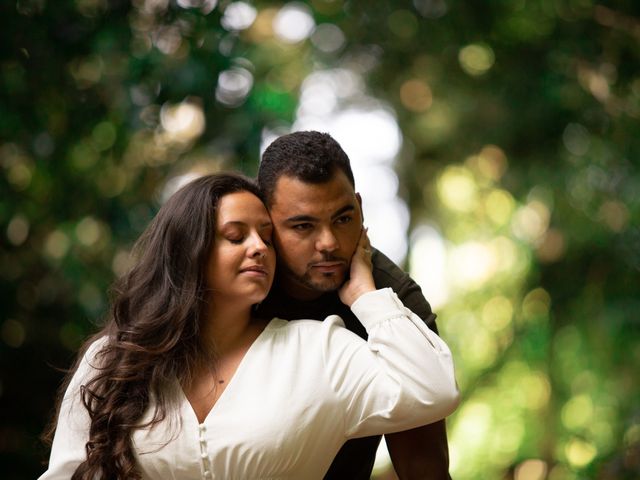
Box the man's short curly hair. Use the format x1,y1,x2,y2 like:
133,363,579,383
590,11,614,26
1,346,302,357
258,131,355,206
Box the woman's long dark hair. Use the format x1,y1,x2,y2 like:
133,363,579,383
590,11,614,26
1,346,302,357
43,173,262,479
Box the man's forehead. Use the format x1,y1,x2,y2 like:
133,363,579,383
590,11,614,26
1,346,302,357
270,173,357,215
272,173,354,197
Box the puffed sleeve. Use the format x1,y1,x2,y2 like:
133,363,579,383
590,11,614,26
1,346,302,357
321,288,459,439
38,337,107,480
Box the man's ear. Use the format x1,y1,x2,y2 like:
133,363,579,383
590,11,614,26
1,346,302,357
356,192,364,218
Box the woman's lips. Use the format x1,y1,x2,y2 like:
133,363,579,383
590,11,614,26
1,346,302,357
240,265,269,276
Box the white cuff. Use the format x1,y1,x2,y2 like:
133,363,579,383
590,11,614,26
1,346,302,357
350,288,406,330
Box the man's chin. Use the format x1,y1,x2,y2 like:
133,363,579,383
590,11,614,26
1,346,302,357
290,274,346,297
278,267,347,299
305,273,346,293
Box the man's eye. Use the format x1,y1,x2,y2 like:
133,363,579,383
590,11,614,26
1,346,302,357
335,216,352,225
292,223,313,231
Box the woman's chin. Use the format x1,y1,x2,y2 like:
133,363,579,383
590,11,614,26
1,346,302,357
246,289,270,306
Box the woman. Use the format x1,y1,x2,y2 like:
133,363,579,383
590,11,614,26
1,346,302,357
40,173,459,479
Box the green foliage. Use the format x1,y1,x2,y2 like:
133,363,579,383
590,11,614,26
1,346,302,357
1,1,638,478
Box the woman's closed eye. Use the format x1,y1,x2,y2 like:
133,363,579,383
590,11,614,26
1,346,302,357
226,235,245,244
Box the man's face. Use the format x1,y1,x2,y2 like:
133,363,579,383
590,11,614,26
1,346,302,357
268,171,363,300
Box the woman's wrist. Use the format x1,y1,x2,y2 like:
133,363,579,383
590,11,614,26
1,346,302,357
340,280,376,307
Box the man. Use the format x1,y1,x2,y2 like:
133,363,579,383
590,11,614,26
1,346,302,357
256,131,452,479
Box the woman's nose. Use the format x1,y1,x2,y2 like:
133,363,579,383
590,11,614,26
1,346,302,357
249,234,268,257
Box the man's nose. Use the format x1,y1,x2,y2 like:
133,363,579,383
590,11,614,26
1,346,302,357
315,227,338,252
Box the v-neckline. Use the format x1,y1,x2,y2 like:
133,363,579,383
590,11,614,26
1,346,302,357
179,318,277,425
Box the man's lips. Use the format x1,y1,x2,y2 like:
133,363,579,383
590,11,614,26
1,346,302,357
310,261,346,272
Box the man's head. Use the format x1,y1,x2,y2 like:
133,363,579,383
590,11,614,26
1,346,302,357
258,131,363,300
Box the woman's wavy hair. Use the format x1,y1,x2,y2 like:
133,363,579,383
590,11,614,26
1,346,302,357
43,172,262,479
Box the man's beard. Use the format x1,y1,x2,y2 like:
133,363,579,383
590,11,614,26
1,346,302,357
277,257,348,294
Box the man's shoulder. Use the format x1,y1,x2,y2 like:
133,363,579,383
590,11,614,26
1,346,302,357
371,248,413,289
370,247,438,331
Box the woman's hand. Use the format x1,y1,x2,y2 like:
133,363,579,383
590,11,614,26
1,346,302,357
338,228,376,307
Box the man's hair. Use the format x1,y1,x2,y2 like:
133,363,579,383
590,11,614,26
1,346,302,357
258,131,355,206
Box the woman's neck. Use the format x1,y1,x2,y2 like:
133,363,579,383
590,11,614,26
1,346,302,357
203,300,256,354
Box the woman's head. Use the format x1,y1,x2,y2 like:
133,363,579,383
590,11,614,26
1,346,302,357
120,172,272,342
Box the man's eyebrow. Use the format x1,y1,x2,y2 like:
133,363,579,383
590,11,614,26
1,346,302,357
331,205,355,219
284,214,317,223
284,205,355,223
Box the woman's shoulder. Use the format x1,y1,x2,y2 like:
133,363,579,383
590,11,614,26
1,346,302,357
85,334,109,356
263,316,352,348
267,315,346,332
74,335,111,374
61,335,111,397
87,334,109,350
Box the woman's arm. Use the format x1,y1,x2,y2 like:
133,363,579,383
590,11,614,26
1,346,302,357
322,288,459,439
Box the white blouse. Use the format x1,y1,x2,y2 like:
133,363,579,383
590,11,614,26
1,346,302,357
39,288,459,480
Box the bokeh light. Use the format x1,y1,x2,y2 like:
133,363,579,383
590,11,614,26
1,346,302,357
160,99,206,142
272,2,315,44
221,2,257,31
400,78,433,112
311,23,346,53
458,43,495,76
437,165,478,212
216,67,254,107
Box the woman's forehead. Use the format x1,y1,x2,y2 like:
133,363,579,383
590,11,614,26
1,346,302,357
217,191,270,224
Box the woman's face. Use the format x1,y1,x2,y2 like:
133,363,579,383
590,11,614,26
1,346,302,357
206,191,276,306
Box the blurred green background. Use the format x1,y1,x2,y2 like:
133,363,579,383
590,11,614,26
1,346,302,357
1,1,639,479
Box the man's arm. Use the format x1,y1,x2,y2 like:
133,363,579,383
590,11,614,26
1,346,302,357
371,249,452,480
386,422,451,480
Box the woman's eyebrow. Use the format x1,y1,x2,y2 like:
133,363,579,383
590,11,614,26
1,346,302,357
221,220,272,228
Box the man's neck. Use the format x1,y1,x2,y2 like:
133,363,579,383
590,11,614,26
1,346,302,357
278,276,327,302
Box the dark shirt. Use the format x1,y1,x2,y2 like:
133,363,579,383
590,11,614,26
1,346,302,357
257,248,440,480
